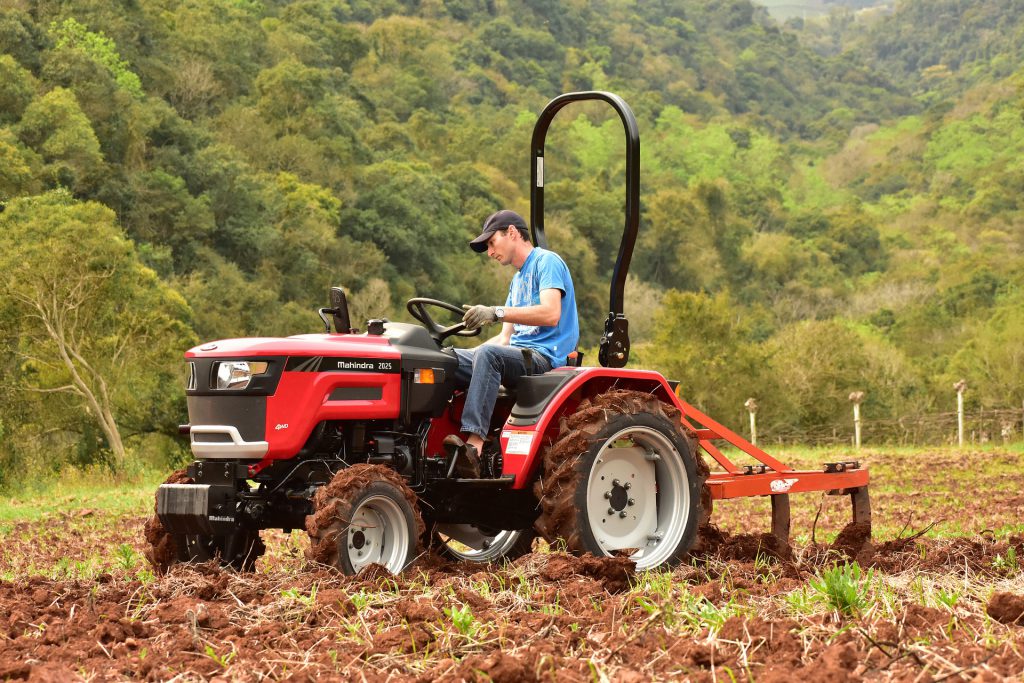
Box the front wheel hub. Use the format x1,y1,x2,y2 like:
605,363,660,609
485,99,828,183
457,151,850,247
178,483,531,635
607,482,630,512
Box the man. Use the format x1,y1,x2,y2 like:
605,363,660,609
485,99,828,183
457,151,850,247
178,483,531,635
446,209,579,477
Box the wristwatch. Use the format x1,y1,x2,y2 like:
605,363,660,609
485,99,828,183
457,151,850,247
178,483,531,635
495,307,505,321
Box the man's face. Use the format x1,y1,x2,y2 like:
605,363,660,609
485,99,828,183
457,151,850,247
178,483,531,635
486,227,516,266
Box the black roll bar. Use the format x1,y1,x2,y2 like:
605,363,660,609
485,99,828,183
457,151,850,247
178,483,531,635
530,91,639,368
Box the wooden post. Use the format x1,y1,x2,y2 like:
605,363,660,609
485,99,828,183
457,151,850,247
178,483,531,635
849,391,865,449
954,379,967,447
744,397,758,447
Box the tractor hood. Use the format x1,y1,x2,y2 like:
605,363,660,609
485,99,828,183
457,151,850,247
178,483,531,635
184,321,440,360
185,333,394,359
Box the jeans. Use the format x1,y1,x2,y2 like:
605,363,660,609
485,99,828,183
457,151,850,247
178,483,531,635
453,345,552,438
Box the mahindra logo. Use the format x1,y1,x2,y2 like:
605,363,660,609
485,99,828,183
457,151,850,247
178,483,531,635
275,424,289,430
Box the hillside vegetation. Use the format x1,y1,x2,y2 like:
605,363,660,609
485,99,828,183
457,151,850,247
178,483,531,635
0,0,1022,484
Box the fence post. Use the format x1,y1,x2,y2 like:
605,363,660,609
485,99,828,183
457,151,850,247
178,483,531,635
954,379,967,447
744,398,758,446
849,391,864,449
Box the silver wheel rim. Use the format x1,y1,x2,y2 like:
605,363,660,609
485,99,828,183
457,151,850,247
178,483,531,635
584,426,690,570
434,524,528,562
346,494,411,573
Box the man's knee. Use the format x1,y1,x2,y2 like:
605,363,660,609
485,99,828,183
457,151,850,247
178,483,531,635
472,344,504,370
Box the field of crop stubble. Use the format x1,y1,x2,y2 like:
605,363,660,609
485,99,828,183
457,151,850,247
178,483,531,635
1,446,1023,682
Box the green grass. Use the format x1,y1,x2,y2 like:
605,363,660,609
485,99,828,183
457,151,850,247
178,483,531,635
0,475,159,532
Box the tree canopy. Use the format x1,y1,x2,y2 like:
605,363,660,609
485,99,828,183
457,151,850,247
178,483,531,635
1,0,1023,479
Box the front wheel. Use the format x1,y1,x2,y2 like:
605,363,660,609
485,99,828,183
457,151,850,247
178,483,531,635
430,524,535,563
305,464,423,575
534,390,707,570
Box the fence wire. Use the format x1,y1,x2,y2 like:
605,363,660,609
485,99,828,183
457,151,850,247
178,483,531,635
755,409,1024,447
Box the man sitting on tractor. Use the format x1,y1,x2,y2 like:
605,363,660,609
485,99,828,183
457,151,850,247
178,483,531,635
445,209,579,477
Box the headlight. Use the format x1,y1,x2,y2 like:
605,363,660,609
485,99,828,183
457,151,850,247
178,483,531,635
214,361,269,390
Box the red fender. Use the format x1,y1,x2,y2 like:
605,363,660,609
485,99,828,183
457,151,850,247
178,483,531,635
497,367,683,489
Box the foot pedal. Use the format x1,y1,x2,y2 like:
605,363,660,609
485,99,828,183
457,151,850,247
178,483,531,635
483,449,503,478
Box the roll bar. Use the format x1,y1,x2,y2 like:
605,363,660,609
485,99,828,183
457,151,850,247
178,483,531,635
529,91,639,368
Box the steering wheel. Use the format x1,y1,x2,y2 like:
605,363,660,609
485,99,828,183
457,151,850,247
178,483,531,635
406,298,482,344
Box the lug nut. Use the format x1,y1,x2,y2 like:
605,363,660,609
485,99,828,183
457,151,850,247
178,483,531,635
619,511,627,518
607,507,616,515
604,491,611,499
613,479,621,487
624,482,631,490
628,498,635,506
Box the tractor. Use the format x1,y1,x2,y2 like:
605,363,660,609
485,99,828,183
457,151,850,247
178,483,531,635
146,92,871,575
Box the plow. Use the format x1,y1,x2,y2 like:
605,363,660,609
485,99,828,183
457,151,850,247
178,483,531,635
146,90,870,575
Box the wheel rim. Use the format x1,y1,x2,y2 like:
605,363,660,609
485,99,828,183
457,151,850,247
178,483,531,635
434,524,527,562
346,494,411,573
585,426,690,570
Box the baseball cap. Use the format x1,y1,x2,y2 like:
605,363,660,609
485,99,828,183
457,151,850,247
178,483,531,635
470,210,528,253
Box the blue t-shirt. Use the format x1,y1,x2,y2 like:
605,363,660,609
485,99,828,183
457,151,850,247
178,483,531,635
505,248,579,368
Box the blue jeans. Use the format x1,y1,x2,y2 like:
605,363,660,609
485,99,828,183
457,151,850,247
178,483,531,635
453,345,552,438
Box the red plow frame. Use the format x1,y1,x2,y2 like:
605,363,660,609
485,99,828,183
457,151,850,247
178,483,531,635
675,390,871,544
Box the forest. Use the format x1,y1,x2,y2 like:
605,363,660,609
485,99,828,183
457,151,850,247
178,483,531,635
1,0,1023,486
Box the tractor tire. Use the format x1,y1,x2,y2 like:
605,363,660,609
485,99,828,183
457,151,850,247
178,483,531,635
534,389,708,570
429,524,535,564
305,464,423,575
143,470,265,573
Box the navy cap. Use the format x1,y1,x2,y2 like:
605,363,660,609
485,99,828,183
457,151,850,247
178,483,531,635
470,210,528,253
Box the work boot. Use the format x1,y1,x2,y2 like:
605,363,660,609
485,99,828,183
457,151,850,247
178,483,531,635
443,434,481,479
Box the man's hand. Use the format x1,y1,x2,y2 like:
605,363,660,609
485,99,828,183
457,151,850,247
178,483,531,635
462,304,498,330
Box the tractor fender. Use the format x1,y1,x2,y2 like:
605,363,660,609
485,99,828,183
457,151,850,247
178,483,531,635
499,367,683,489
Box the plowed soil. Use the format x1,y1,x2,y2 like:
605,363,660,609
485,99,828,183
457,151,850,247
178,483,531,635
2,447,1023,681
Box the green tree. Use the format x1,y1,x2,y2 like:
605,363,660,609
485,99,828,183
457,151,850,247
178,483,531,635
947,293,1024,409
49,18,143,98
0,55,38,124
644,289,764,426
16,87,105,193
0,191,195,472
0,128,40,200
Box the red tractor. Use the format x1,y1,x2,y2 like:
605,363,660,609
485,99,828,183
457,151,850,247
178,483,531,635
146,92,870,575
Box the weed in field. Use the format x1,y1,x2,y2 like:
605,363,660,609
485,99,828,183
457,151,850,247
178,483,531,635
204,643,236,668
468,578,491,598
50,556,72,580
350,589,373,612
991,546,1019,574
444,603,477,637
74,559,100,580
754,551,781,584
808,562,874,617
679,593,736,634
633,569,674,598
634,590,738,635
114,543,139,571
934,588,959,610
784,585,816,615
539,595,563,616
281,583,318,608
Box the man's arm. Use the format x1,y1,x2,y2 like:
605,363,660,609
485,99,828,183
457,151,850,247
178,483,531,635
465,289,561,336
502,288,562,327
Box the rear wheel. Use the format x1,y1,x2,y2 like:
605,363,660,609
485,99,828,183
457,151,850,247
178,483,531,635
431,524,535,563
305,464,423,575
144,470,264,573
534,390,707,570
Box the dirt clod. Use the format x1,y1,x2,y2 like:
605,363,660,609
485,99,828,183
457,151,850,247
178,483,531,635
987,592,1024,624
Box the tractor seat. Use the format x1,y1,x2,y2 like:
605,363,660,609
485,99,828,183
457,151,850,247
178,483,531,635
496,348,583,399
